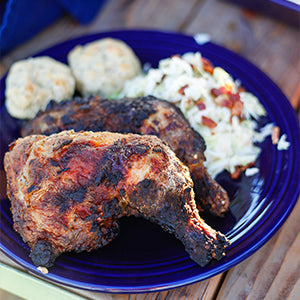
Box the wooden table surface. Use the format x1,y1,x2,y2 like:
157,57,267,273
0,0,299,299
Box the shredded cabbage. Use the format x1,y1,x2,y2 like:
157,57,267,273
120,52,288,178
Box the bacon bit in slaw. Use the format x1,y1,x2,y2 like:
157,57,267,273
202,116,217,129
212,88,244,118
196,99,206,110
214,95,232,108
178,84,188,95
211,87,224,97
231,162,255,179
201,57,214,74
231,98,244,117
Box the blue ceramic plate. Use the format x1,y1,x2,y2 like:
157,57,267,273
0,30,299,293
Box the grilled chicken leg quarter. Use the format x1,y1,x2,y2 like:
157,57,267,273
22,96,229,216
4,130,229,267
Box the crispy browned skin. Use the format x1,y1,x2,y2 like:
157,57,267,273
4,130,229,268
22,96,229,216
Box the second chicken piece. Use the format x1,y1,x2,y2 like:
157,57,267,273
21,95,230,216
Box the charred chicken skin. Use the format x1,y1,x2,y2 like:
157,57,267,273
22,95,229,216
4,130,229,268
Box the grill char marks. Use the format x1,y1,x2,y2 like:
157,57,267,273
22,96,229,216
25,96,157,135
54,187,87,214
4,131,229,268
102,97,157,132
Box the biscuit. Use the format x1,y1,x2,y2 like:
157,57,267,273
68,38,141,97
5,56,75,119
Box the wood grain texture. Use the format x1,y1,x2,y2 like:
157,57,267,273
216,199,300,300
0,0,299,299
73,274,223,300
185,0,300,109
0,289,23,300
125,0,201,29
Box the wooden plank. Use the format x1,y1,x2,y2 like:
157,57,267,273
287,277,300,300
216,198,300,300
264,232,300,300
0,289,23,300
125,0,201,29
185,0,300,106
290,82,300,111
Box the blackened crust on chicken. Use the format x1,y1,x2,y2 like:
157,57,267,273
4,130,229,267
21,95,229,216
29,240,58,268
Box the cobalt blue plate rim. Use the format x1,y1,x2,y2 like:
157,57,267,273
0,29,299,293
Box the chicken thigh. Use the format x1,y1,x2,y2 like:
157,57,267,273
4,130,229,267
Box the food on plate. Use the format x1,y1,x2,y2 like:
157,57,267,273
4,130,229,268
68,38,141,97
5,56,75,119
22,95,229,216
120,52,277,178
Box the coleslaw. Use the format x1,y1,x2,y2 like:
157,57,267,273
120,52,289,178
